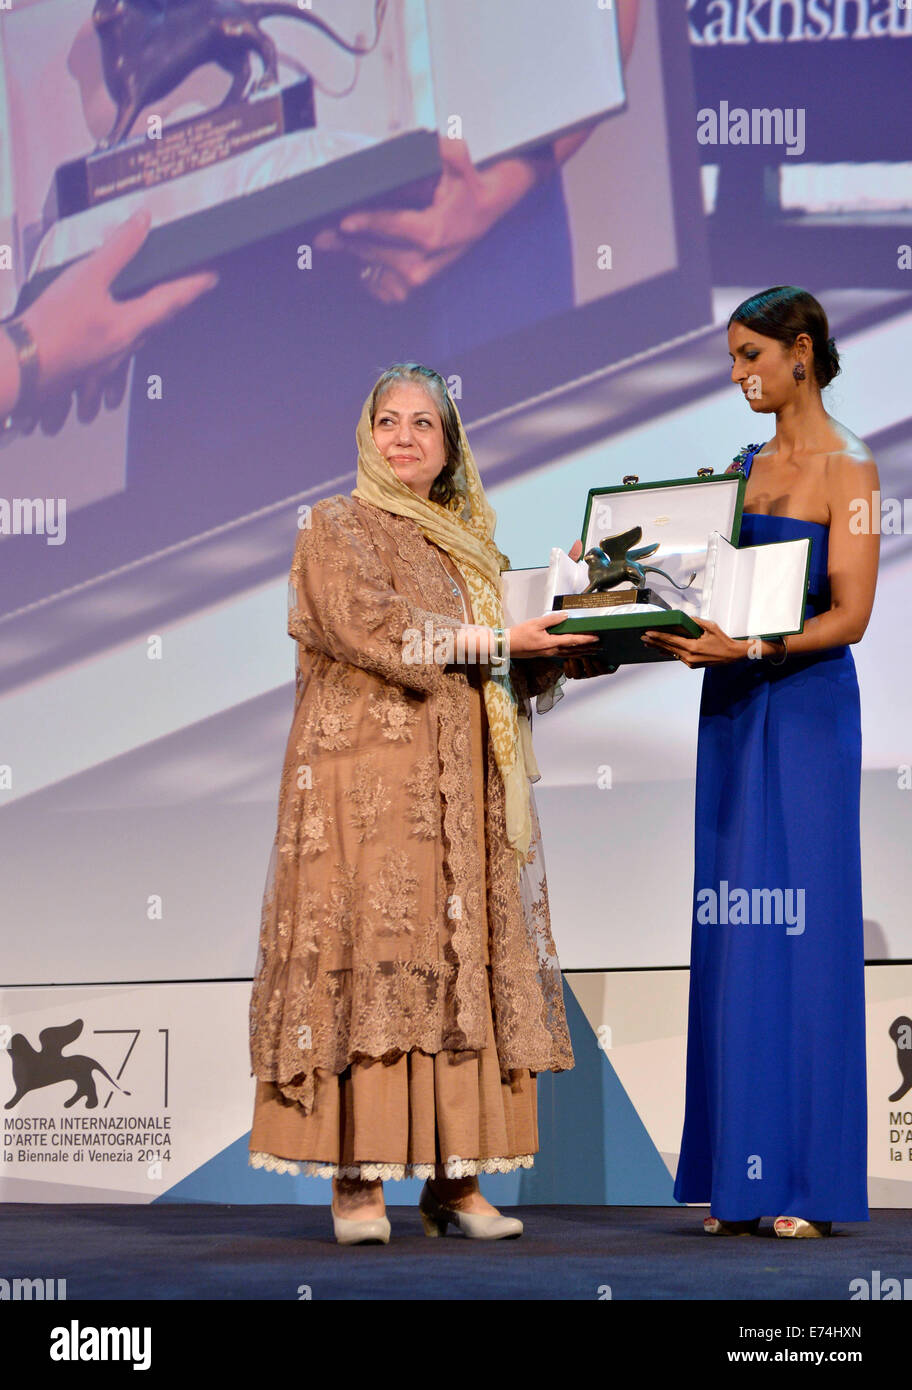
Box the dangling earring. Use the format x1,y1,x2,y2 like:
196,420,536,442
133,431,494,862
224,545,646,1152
793,362,806,382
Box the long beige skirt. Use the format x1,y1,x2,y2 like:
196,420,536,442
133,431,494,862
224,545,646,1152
248,551,538,1181
248,965,538,1181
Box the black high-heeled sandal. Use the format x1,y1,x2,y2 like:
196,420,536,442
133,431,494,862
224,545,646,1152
703,1215,761,1236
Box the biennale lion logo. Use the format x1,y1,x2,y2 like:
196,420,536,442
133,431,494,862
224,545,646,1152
889,1016,912,1104
4,1020,131,1110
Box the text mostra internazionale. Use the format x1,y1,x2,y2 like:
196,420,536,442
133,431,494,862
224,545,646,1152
5,1116,170,1130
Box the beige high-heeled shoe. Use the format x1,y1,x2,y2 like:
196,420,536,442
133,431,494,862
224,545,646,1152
331,1202,391,1246
773,1216,832,1238
419,1182,523,1240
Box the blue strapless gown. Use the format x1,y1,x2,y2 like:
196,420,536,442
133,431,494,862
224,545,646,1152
673,446,869,1221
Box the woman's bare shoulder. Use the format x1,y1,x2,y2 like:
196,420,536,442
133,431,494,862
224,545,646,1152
819,427,879,519
824,421,875,468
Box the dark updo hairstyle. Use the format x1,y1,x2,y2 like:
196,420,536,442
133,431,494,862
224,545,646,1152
728,286,841,390
369,362,463,510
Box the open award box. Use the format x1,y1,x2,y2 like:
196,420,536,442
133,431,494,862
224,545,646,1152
500,473,813,665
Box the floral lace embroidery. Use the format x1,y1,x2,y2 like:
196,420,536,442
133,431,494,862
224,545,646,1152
311,670,358,750
368,849,419,936
248,1150,535,1181
298,789,333,858
345,755,392,843
289,890,323,963
404,754,441,839
368,686,420,741
325,862,358,954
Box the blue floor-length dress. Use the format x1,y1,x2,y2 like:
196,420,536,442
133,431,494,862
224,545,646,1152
673,444,869,1222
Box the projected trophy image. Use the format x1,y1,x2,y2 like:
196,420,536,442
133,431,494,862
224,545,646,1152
28,0,443,300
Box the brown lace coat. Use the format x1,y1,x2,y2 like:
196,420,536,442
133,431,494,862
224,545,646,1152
248,495,575,1114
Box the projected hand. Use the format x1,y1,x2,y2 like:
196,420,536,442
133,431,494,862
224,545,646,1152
8,208,218,429
313,136,553,304
310,0,641,307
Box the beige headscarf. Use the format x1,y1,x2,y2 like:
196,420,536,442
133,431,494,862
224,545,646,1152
352,383,538,873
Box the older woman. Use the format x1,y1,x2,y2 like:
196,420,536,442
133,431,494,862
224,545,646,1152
248,362,597,1243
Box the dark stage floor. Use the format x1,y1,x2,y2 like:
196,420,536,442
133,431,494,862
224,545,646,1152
4,1203,911,1301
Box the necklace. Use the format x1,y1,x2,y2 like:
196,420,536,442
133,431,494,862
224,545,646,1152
433,547,469,622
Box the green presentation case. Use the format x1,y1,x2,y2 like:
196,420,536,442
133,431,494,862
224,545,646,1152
502,470,813,665
548,473,745,663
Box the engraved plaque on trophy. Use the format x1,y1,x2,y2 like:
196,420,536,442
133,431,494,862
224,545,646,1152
46,81,316,221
